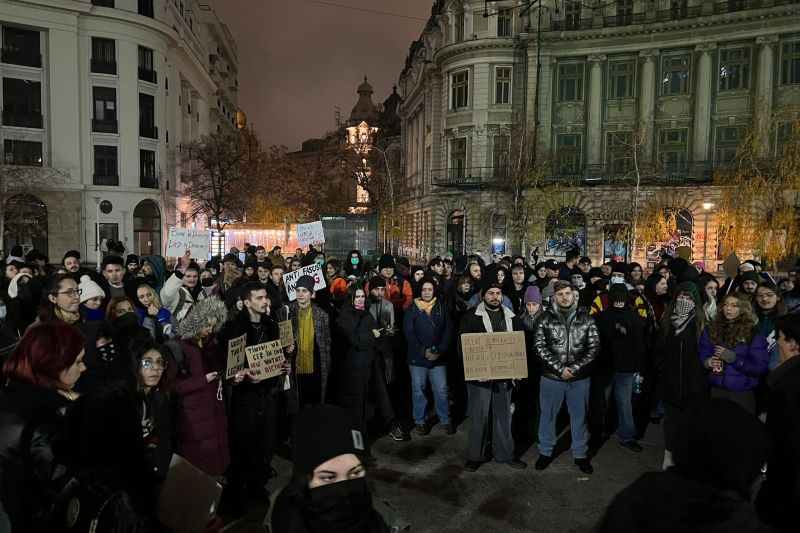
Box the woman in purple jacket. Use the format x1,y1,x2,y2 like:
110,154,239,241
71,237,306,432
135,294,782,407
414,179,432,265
699,292,769,414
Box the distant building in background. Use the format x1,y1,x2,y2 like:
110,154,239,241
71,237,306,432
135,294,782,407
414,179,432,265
0,0,239,263
395,0,800,270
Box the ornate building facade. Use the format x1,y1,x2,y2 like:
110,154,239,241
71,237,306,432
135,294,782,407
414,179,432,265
396,0,799,271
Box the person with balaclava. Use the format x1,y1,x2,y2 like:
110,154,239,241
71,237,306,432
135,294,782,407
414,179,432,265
266,404,408,533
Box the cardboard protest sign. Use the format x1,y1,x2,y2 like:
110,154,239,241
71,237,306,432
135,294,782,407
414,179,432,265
166,227,211,259
157,454,223,533
225,334,247,380
279,320,294,348
296,221,325,247
460,331,528,381
245,340,285,381
282,263,327,301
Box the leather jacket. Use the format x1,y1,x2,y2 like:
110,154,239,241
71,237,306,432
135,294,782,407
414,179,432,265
534,303,600,381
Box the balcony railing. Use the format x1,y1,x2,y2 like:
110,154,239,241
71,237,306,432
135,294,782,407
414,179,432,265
138,68,157,84
2,111,43,129
90,58,117,75
551,17,594,31
139,124,158,139
92,118,118,134
0,48,42,68
140,175,158,189
656,5,702,21
93,173,119,186
603,12,647,27
714,0,749,13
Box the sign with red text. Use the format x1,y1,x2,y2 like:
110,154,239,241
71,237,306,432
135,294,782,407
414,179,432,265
245,340,285,381
225,334,247,380
166,227,211,259
282,263,327,301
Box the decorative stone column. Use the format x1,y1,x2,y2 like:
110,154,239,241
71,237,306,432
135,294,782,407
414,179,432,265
587,55,606,167
755,35,779,156
638,49,659,162
692,43,716,164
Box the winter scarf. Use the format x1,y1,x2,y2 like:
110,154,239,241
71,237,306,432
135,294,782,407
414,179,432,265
296,305,315,374
415,297,437,316
55,307,81,325
671,300,696,336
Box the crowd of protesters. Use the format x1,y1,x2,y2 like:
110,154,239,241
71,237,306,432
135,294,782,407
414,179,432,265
0,240,798,532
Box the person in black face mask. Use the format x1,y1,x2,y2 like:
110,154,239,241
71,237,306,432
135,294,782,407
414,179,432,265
267,404,409,533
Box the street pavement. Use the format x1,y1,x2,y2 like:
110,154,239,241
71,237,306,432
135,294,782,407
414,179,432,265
224,418,665,533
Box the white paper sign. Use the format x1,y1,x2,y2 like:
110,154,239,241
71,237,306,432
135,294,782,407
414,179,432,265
283,263,327,301
296,221,325,247
166,227,211,259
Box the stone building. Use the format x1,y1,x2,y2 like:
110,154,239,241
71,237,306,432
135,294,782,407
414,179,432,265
0,0,238,264
395,0,799,271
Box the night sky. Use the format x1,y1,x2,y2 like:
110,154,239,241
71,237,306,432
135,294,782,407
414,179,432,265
203,0,434,151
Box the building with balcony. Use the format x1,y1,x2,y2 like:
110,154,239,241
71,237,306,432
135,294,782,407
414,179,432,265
396,0,800,270
0,0,238,263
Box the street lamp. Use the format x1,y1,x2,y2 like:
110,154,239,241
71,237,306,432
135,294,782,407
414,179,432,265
93,197,101,269
702,202,714,267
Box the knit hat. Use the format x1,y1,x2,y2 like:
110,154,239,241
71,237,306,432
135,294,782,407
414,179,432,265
544,259,559,270
738,262,755,273
7,272,32,299
675,280,700,303
368,276,386,289
740,272,761,286
523,285,542,304
125,254,139,266
378,254,396,270
295,274,315,292
480,279,504,296
610,262,628,275
79,275,105,303
292,405,369,476
588,267,604,280
668,257,690,279
608,284,629,304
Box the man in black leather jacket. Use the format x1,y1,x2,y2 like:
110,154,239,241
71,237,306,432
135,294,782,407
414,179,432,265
533,280,600,474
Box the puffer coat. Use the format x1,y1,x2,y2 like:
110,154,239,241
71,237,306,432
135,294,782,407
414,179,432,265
533,303,600,381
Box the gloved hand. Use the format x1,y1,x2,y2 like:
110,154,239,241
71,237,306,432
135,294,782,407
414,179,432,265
424,348,439,361
718,348,736,363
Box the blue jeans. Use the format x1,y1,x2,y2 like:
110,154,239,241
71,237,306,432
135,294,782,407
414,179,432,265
409,365,450,426
538,376,590,459
604,372,636,441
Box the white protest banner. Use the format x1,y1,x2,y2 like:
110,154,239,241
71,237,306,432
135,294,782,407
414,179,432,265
460,331,528,381
245,340,285,381
282,263,327,302
166,227,211,259
296,221,325,247
225,334,247,380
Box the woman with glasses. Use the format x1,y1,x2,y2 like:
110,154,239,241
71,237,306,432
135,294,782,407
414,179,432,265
37,274,84,326
133,340,173,481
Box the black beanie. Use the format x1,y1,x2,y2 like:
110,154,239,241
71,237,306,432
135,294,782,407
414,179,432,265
292,405,369,475
740,272,761,285
378,254,396,270
295,274,315,292
125,254,139,266
611,262,629,275
608,284,629,304
369,276,386,289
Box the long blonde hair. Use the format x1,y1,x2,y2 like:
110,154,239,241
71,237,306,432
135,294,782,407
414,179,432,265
709,292,757,347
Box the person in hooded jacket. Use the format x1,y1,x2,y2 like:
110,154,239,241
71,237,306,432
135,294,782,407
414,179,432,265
590,284,646,453
754,281,788,372
514,285,543,451
140,255,167,294
654,281,709,470
161,257,207,322
167,297,230,477
266,405,408,533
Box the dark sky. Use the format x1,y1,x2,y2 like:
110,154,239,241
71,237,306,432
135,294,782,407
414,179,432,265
203,0,434,151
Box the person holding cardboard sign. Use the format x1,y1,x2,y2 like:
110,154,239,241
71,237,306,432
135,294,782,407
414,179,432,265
218,282,291,518
458,280,526,472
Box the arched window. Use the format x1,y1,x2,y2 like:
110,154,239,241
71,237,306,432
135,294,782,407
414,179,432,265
603,224,630,263
133,200,161,256
4,194,47,256
646,207,693,262
545,207,587,256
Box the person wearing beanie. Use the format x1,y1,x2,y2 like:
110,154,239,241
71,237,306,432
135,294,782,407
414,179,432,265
467,274,514,311
654,280,709,469
79,275,106,321
287,274,331,409
458,276,526,472
533,279,600,474
268,405,408,533
590,264,648,318
5,245,24,265
590,283,646,454
517,284,545,447
367,254,412,313
738,271,761,298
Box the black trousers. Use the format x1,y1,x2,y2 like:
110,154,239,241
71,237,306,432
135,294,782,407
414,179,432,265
227,383,277,493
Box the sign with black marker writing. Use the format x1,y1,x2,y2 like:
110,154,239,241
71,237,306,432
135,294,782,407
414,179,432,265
245,340,285,381
460,331,528,381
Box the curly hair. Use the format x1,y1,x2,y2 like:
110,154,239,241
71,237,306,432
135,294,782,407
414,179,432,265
709,292,758,347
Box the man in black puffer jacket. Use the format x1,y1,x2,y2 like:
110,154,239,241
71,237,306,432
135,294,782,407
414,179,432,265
534,280,600,474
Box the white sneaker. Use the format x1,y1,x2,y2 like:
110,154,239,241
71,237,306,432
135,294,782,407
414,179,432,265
662,450,674,470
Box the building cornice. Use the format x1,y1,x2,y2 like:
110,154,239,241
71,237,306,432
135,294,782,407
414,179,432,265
433,37,520,66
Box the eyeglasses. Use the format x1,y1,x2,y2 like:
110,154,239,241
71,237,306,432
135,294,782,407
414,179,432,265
56,288,82,298
141,359,168,370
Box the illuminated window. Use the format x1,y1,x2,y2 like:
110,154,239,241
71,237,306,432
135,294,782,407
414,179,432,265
661,55,691,95
719,48,750,91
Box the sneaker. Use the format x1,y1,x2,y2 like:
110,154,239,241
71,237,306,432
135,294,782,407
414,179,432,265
619,440,644,453
389,423,410,441
534,454,553,471
575,458,593,475
415,423,429,436
498,459,527,469
441,423,456,435
464,460,482,472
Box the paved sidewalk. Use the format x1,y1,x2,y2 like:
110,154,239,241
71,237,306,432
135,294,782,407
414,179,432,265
225,420,665,533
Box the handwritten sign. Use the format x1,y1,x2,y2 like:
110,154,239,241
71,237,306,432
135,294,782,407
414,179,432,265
245,340,285,381
279,320,294,348
460,331,528,381
296,221,325,247
225,334,247,380
166,227,211,259
282,263,327,301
